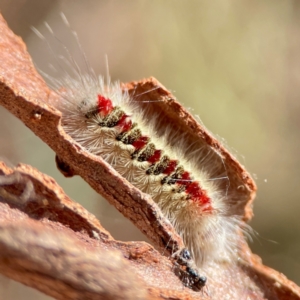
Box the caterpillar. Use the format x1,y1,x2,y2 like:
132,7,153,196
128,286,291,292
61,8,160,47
33,14,254,290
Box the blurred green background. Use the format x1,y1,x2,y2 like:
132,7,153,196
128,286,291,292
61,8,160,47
1,0,300,299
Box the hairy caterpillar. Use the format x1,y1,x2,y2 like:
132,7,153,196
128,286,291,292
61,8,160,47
33,13,254,290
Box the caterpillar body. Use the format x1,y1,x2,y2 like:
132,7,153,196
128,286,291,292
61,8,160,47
52,76,248,267
35,15,254,291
